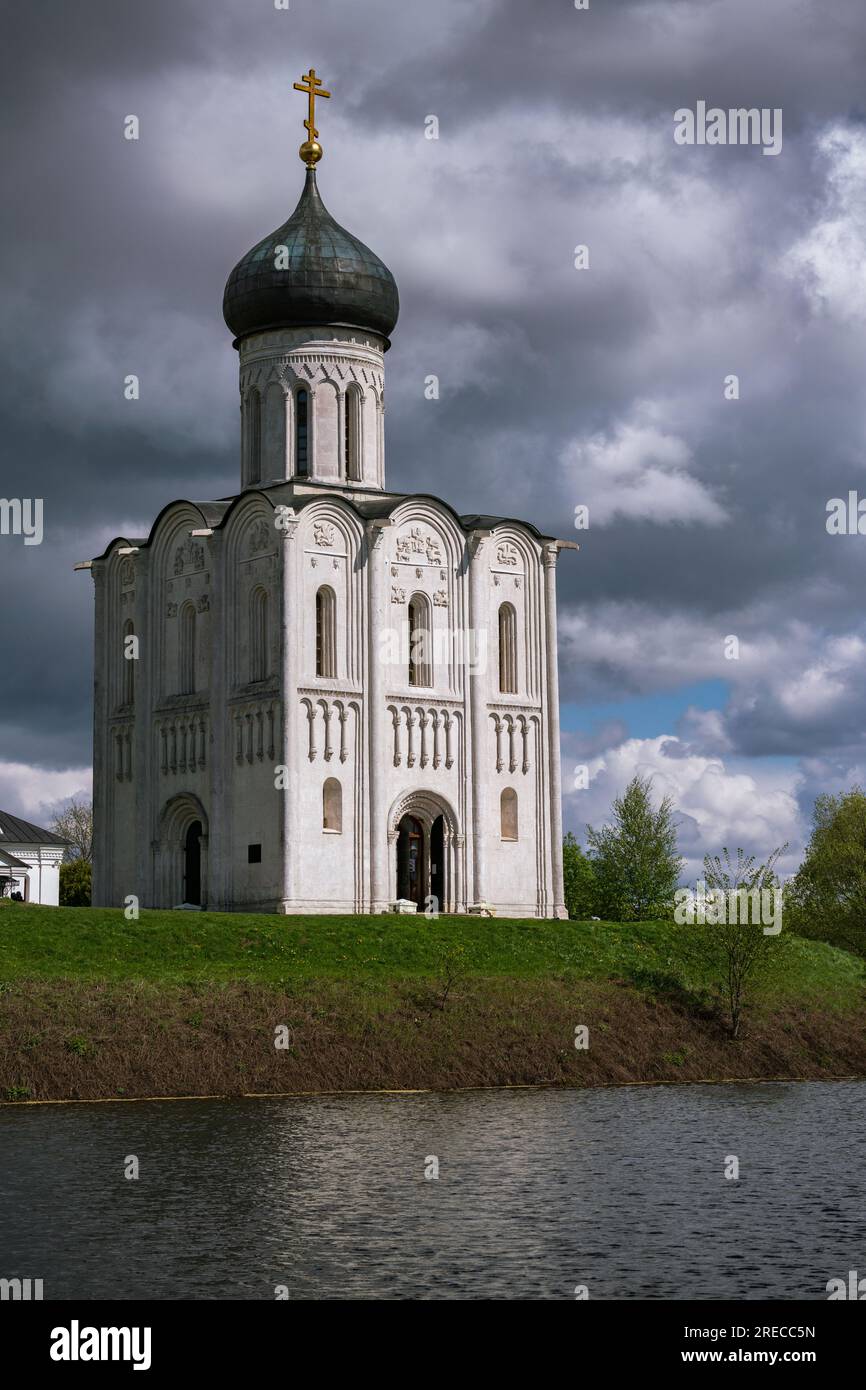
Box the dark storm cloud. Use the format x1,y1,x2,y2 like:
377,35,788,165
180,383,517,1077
2,0,866,836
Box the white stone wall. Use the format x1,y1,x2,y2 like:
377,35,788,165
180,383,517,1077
222,493,285,909
4,847,63,905
92,493,566,918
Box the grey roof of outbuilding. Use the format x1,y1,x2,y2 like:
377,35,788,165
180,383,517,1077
0,810,68,845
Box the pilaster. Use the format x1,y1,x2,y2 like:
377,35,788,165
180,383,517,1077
542,542,567,918
367,517,391,910
277,505,301,907
467,529,492,906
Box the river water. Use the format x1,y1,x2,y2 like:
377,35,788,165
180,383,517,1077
1,1081,863,1300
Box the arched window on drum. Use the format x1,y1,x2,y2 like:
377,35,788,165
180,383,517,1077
316,586,336,679
498,602,517,694
408,593,432,688
249,587,269,682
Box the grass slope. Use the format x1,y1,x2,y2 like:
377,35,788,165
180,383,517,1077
1,901,863,1003
2,902,865,1101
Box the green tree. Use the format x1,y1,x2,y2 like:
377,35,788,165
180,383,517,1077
60,858,92,907
562,832,599,919
701,845,787,1039
586,774,682,920
785,789,866,957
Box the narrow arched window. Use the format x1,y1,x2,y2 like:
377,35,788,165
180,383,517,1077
179,602,196,695
316,586,336,679
295,388,309,476
344,384,361,480
499,602,517,694
250,587,269,682
323,777,342,832
121,618,135,706
501,787,518,841
247,389,262,485
408,593,432,687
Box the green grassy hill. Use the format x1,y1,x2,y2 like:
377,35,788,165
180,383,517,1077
1,900,863,999
1,901,864,1101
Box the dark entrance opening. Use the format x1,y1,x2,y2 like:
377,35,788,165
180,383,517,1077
430,814,444,912
184,820,202,905
396,814,424,907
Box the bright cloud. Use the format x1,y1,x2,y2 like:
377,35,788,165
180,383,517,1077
0,762,92,826
785,126,866,320
564,734,803,880
561,409,727,527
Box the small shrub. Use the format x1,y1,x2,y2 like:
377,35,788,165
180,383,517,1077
60,859,92,907
661,1048,689,1067
434,943,467,1010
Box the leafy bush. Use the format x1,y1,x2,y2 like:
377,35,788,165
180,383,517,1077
785,789,866,958
60,859,92,907
562,833,600,919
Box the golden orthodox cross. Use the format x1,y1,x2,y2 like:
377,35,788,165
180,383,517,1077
293,68,331,144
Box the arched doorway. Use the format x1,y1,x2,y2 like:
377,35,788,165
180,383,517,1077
184,820,202,905
430,815,445,910
388,793,461,913
155,794,209,908
396,814,424,906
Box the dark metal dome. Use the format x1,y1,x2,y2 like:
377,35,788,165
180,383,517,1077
223,168,399,345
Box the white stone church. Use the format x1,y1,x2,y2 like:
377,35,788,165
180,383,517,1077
90,84,571,917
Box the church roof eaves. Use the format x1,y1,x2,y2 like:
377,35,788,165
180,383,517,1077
90,535,148,562
457,512,555,542
360,495,562,544
92,491,568,561
91,499,230,562
194,501,233,527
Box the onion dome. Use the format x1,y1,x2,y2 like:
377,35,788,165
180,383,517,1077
223,168,399,346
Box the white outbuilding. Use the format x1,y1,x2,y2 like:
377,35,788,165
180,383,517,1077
0,811,67,905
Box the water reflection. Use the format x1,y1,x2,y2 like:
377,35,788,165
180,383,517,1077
1,1082,863,1300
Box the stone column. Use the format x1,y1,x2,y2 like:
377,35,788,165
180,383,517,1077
467,530,491,907
356,389,366,485
199,834,209,911
337,388,346,481
542,543,567,918
283,389,294,479
207,531,226,908
277,506,300,908
367,519,391,910
133,547,152,907
239,384,246,487
90,564,110,906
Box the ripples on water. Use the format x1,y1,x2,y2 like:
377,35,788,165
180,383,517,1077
1,1081,864,1299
